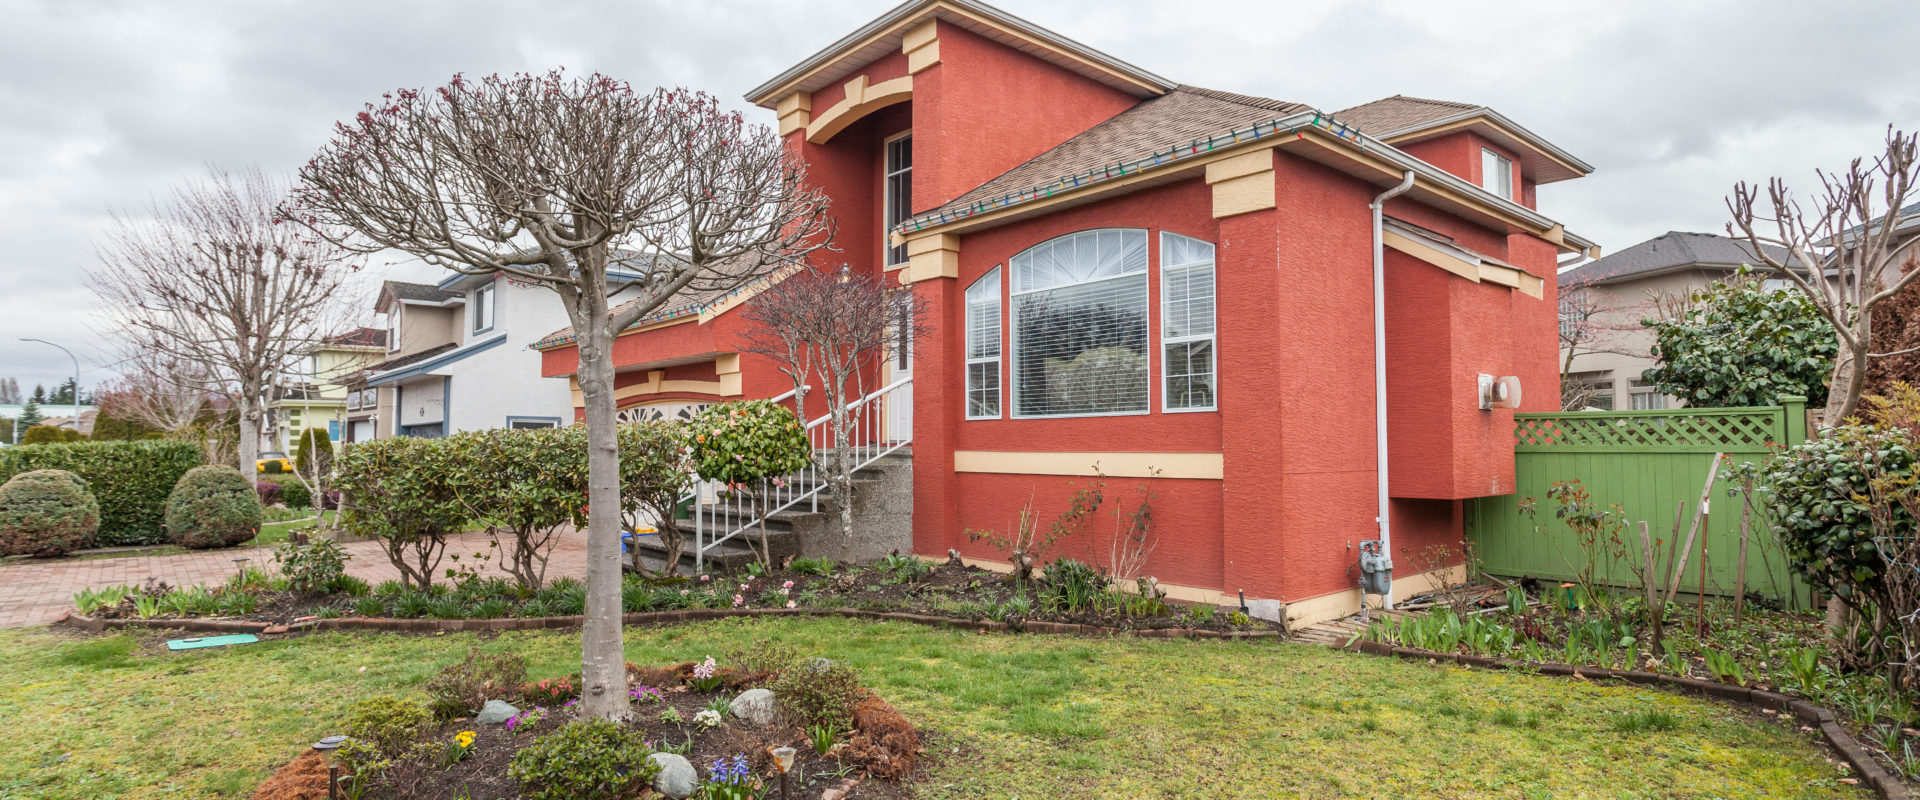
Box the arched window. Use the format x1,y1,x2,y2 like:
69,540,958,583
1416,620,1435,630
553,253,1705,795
965,267,1002,419
1010,229,1150,417
1160,232,1216,411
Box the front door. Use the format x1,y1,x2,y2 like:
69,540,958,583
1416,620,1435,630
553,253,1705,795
884,313,913,443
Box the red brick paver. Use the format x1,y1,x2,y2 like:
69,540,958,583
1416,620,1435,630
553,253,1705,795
0,530,589,628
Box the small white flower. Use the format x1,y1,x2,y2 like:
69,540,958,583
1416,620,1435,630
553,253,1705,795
694,709,723,728
785,600,796,609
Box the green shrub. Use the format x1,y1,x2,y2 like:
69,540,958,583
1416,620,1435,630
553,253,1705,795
0,469,101,556
22,426,85,445
508,719,656,800
273,537,350,594
341,696,433,756
0,439,203,545
295,428,335,476
275,478,312,510
334,436,467,589
1040,557,1111,614
164,465,263,549
772,658,864,731
441,427,585,591
424,647,527,719
1643,273,1836,408
685,400,811,487
1764,424,1915,607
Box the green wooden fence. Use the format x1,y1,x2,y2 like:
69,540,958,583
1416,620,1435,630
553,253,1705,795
1465,396,1810,604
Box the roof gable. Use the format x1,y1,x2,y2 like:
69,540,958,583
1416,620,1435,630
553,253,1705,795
1332,95,1592,184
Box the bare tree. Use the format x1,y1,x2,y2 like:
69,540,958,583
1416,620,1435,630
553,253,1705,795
290,72,831,721
94,352,217,434
91,166,356,472
1728,127,1920,422
740,267,925,561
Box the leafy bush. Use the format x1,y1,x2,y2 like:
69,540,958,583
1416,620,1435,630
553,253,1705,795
507,719,656,800
21,426,85,445
424,648,527,719
254,480,283,506
341,696,433,756
295,428,335,476
685,401,811,486
273,537,351,595
772,658,863,731
164,465,263,549
442,427,584,590
0,469,101,556
0,439,203,545
1763,425,1914,606
1643,275,1836,408
276,478,312,510
334,436,467,590
617,420,695,577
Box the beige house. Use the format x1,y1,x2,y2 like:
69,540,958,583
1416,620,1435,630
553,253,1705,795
1558,231,1795,411
265,327,388,451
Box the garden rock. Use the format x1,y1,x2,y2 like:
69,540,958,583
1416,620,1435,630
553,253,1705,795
475,699,519,725
649,752,698,798
729,688,777,725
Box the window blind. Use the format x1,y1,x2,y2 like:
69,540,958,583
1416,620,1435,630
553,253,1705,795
1161,233,1216,411
1011,229,1149,417
965,267,1001,419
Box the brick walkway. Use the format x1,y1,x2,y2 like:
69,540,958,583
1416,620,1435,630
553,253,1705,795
0,530,590,628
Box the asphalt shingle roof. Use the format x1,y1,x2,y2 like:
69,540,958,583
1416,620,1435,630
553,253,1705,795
1558,231,1798,286
1330,95,1480,135
325,327,388,348
383,280,461,305
934,85,1311,217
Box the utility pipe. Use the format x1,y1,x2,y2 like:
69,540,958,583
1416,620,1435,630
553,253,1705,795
1369,171,1416,608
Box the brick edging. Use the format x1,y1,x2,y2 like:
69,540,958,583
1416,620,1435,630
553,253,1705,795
58,606,1286,640
1345,639,1907,800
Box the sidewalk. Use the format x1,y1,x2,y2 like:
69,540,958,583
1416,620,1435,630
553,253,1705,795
0,530,589,628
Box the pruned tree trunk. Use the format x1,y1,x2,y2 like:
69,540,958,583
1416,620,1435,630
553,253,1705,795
576,325,630,721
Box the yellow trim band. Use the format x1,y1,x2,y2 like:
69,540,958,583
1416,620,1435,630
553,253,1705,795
953,450,1223,479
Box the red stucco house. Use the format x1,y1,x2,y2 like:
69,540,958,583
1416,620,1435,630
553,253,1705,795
537,0,1599,629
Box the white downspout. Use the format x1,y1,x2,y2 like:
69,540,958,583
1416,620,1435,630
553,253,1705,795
1370,170,1416,609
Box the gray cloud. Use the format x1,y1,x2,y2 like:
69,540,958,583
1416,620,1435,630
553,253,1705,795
1,0,1914,391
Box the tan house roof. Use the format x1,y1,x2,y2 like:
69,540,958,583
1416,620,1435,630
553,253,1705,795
1331,95,1479,132
1331,94,1593,184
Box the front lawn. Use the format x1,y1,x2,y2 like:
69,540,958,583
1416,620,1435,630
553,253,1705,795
0,617,1866,799
248,510,333,548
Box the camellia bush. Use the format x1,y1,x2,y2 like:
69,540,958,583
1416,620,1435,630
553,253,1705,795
0,469,101,557
685,400,811,565
335,435,468,590
0,440,203,546
164,465,265,549
617,420,694,577
1762,424,1914,610
443,427,586,591
1643,275,1836,408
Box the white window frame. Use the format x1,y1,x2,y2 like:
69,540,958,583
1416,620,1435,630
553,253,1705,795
1481,148,1514,199
472,280,496,334
1159,232,1217,413
1628,380,1667,411
883,131,912,268
386,306,401,352
1009,228,1151,419
964,267,1002,420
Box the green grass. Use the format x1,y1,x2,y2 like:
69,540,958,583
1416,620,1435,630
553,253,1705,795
0,617,1870,799
248,510,333,548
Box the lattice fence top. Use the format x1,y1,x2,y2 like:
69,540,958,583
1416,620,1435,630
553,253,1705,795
1513,408,1783,452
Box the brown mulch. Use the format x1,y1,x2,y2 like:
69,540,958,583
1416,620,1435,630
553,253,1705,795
250,750,332,800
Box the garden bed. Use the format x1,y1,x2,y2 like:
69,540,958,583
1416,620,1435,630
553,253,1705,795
254,649,920,800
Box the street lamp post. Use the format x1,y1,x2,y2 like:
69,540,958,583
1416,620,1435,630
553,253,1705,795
20,338,80,439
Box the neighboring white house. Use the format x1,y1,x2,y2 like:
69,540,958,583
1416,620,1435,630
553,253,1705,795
347,273,644,438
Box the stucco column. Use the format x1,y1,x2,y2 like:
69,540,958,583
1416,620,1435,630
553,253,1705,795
909,274,960,556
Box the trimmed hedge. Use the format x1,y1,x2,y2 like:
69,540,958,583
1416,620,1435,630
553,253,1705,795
0,469,100,556
165,465,264,549
0,440,203,546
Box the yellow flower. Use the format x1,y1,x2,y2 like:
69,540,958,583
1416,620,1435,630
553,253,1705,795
454,731,476,748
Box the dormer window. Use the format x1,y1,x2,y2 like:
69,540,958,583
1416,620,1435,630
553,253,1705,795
884,132,912,267
386,307,400,352
472,281,496,333
1481,148,1513,199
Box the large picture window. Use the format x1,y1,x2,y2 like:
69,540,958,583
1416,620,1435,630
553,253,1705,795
1160,232,1216,411
1011,229,1149,417
965,267,1002,419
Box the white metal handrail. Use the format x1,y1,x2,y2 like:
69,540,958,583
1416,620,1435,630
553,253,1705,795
684,377,912,571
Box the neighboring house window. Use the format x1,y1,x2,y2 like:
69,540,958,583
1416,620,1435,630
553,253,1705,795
964,267,1002,419
386,307,400,352
472,281,495,333
1629,380,1667,410
1160,232,1216,412
507,417,559,430
883,133,912,267
1558,288,1587,341
1761,278,1792,293
1566,371,1613,411
1010,229,1150,418
1481,148,1513,199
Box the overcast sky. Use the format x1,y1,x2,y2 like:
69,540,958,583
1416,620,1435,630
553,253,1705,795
1,0,1914,393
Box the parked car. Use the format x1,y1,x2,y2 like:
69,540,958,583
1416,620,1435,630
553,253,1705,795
256,451,292,474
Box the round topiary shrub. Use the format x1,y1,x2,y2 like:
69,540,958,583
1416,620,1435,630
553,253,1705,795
164,465,264,549
1763,424,1916,607
0,469,101,556
508,719,657,800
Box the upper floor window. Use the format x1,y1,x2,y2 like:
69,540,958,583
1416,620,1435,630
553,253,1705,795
386,308,400,352
964,267,1002,419
1010,229,1149,418
884,133,912,267
1558,288,1588,342
1481,148,1513,199
472,281,496,333
1161,233,1216,412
